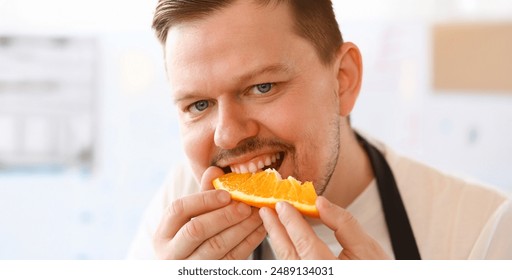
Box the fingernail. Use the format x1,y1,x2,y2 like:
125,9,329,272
217,191,231,203
237,202,251,215
275,201,285,214
317,196,333,208
258,207,267,217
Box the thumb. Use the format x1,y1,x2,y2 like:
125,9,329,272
316,196,390,259
200,166,225,191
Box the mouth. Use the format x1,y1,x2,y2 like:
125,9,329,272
221,151,285,174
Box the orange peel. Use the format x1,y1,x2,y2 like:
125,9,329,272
212,169,319,217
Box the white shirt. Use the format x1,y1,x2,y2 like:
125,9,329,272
127,139,512,259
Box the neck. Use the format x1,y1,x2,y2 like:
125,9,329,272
322,121,374,208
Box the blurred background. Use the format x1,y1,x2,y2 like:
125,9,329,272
0,0,511,259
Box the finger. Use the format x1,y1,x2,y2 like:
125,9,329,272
156,166,227,244
201,166,225,191
316,196,390,259
170,201,252,259
316,196,366,247
189,207,265,260
223,224,267,260
153,190,231,250
259,206,299,260
274,202,335,260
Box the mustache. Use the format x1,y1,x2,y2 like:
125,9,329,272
211,137,294,167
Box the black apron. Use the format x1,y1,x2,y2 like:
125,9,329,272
253,134,421,260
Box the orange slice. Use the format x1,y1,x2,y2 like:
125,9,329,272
212,169,319,217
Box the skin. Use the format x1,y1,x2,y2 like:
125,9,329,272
154,0,390,259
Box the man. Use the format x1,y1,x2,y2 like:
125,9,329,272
128,0,512,259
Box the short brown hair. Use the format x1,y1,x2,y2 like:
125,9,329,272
152,0,343,65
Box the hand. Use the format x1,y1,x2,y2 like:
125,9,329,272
153,166,266,259
259,196,391,260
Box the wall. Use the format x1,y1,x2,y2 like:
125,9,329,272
335,0,512,191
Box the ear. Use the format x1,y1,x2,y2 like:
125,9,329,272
333,42,363,117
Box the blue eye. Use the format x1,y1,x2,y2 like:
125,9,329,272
253,83,273,94
190,100,209,112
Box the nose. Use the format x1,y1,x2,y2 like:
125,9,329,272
213,101,258,150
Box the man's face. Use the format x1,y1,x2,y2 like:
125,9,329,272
165,1,342,193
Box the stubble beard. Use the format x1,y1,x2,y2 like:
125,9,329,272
311,117,341,196
210,117,341,196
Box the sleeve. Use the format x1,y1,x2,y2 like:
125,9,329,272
468,199,512,259
125,164,200,259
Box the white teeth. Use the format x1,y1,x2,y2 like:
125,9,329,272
264,156,272,166
240,165,248,173
257,161,265,169
248,162,257,173
228,152,282,174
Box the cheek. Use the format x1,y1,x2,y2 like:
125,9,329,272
264,85,336,142
180,122,213,175
257,99,304,142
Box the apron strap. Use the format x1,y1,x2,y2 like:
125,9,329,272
356,133,421,260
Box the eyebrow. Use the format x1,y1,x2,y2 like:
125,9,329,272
173,63,293,104
236,63,293,83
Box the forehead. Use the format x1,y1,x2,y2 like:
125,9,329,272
165,0,295,49
163,1,312,92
